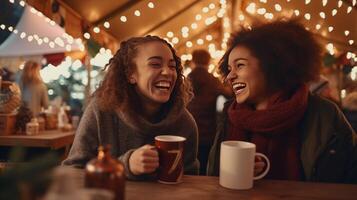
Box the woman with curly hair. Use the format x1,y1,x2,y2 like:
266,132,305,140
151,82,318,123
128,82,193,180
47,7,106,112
207,19,357,183
63,35,199,179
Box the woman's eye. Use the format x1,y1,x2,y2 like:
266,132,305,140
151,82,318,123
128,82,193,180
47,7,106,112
150,63,161,67
236,64,244,68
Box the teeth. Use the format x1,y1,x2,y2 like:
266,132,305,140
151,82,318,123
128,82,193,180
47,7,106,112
232,83,246,89
156,81,170,88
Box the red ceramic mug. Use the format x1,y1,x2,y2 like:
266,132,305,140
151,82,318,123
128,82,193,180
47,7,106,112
155,135,186,184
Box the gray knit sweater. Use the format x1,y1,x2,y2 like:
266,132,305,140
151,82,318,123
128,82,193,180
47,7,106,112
62,99,199,180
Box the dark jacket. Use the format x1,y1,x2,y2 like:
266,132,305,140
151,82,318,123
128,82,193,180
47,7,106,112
187,67,231,145
207,94,357,183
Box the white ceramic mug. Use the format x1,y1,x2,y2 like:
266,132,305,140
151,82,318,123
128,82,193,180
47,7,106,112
219,141,270,190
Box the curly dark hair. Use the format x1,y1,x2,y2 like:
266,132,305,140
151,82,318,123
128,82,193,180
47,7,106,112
219,19,323,91
94,35,192,111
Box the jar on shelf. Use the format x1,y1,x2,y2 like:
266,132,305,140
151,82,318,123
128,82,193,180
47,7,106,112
26,118,39,135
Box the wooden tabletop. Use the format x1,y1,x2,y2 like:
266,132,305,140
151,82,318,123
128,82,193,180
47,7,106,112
60,168,357,200
125,176,357,200
0,130,75,149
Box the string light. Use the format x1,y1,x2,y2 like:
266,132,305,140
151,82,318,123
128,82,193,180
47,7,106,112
195,14,202,21
104,21,110,29
338,0,343,8
322,0,328,7
328,26,334,32
304,13,311,20
93,27,100,33
274,4,282,12
347,6,352,14
305,0,311,5
257,8,266,15
148,2,154,8
349,40,354,45
120,16,127,22
332,9,337,16
294,10,300,16
191,23,198,29
186,41,192,48
344,30,350,36
319,12,326,19
166,31,174,38
315,24,321,30
134,10,141,17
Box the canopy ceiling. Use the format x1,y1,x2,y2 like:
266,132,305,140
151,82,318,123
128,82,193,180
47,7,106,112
60,0,357,56
0,4,82,57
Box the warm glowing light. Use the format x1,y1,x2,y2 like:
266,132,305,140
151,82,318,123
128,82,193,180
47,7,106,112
104,21,110,29
120,16,127,22
166,31,174,38
202,7,209,13
239,14,245,21
206,35,213,41
274,4,282,12
181,26,189,33
172,37,179,44
294,10,300,16
315,24,321,30
93,27,100,33
305,0,311,5
257,8,266,15
304,13,311,20
195,14,202,21
322,0,328,7
84,32,90,39
197,39,204,45
332,9,337,16
191,23,198,29
148,2,154,8
209,3,215,9
347,6,352,13
328,26,334,32
345,30,350,36
186,41,192,48
134,10,141,16
338,0,343,8
319,12,326,19
246,3,256,14
349,40,354,45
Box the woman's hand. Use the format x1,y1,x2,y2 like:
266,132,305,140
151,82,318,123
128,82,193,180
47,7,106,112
254,155,266,176
129,144,159,175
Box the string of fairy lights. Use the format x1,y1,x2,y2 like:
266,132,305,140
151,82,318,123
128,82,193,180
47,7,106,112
1,0,85,52
242,0,356,59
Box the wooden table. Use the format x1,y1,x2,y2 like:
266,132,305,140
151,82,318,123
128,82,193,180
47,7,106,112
0,130,75,149
0,130,75,160
61,168,357,200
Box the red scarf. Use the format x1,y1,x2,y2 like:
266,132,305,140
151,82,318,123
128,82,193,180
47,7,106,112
227,85,309,180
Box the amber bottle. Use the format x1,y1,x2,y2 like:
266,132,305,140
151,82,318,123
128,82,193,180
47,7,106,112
85,145,125,200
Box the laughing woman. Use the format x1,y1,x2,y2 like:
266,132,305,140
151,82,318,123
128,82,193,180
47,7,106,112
63,36,199,179
207,19,357,183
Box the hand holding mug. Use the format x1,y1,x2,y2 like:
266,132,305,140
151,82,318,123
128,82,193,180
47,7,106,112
129,144,159,175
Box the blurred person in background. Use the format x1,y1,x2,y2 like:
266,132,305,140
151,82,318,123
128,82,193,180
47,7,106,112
187,49,232,175
17,61,49,116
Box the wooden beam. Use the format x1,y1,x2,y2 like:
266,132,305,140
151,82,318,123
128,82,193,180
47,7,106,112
93,0,141,26
143,0,201,36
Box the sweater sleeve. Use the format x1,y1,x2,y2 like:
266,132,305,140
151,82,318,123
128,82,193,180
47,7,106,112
62,101,99,168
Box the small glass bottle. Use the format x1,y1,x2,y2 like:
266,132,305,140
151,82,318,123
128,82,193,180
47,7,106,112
85,145,125,200
26,118,39,135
